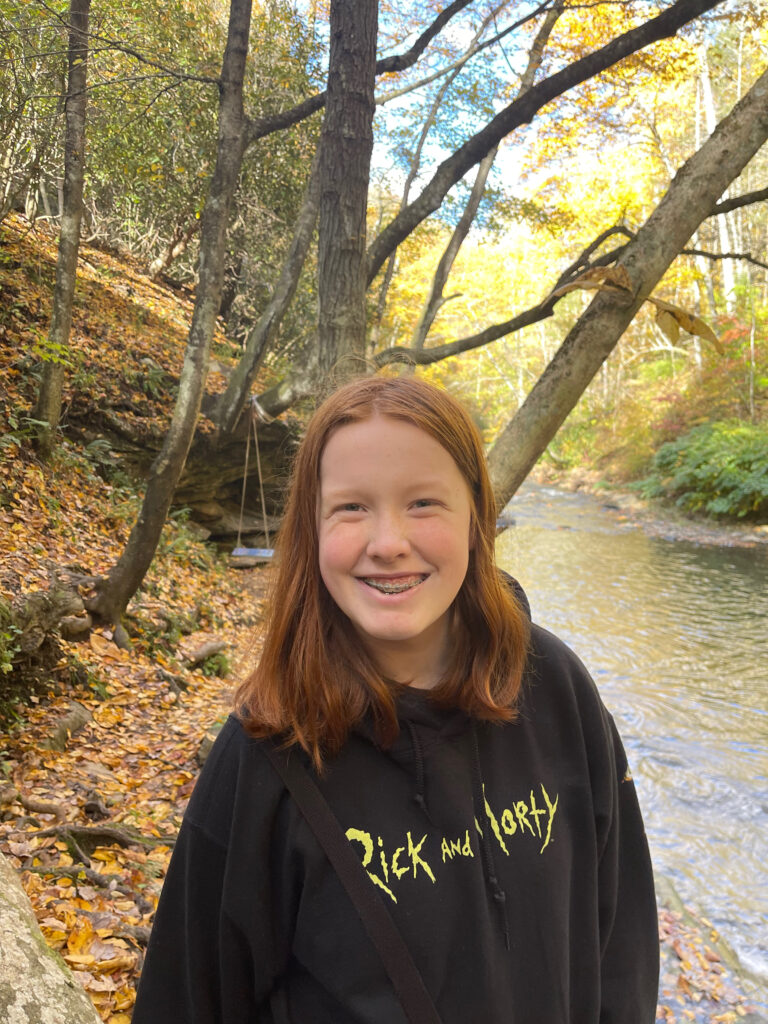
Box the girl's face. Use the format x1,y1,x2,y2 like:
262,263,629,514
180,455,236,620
317,413,473,688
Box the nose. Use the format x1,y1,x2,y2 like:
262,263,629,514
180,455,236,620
366,511,411,561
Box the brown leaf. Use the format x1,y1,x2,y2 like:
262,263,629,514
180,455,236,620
647,297,723,353
552,265,634,298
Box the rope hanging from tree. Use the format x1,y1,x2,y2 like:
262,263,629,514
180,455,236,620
232,397,273,564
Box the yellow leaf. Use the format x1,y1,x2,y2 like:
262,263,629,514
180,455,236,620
67,916,94,955
94,954,137,973
656,308,679,343
64,952,97,966
93,705,123,728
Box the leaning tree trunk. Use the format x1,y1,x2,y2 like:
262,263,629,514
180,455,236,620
316,0,378,384
33,0,90,458
487,65,768,509
87,0,252,637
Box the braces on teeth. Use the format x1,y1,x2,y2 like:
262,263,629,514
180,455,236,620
363,577,425,594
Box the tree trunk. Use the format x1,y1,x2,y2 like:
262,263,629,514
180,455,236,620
214,144,323,439
33,0,90,458
316,0,378,383
487,65,768,510
87,0,252,635
0,853,101,1024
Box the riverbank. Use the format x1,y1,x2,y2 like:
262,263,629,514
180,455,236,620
531,466,768,549
656,875,768,1022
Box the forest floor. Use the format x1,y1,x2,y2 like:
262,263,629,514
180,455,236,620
1,214,766,1021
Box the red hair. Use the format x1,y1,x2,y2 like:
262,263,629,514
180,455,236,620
235,376,530,768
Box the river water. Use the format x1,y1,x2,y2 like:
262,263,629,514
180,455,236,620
496,483,768,1004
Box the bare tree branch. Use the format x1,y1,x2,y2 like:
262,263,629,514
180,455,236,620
366,0,726,284
374,0,553,105
681,247,768,271
373,227,634,368
710,184,768,216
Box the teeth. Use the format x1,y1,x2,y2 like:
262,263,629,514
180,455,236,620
363,575,425,594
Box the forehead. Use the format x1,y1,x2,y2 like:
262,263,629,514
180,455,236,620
319,414,463,489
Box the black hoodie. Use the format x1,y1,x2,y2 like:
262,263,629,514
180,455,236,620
133,622,658,1023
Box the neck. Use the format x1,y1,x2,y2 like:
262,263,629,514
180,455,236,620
361,619,451,691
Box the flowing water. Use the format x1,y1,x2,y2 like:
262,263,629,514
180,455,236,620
496,483,768,1004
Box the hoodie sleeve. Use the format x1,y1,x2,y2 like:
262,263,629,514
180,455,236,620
598,716,660,1024
132,718,293,1024
132,819,257,1024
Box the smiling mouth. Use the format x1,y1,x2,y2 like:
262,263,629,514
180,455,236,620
361,574,427,595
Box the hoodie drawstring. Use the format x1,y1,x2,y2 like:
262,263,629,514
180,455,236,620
405,720,436,826
470,722,511,951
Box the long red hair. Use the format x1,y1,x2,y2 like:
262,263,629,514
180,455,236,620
235,376,530,768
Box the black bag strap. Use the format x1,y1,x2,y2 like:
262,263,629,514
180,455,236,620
264,742,442,1024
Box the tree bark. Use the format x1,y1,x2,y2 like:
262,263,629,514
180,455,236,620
366,0,725,284
33,0,90,457
486,65,768,510
87,0,252,633
0,854,101,1024
316,0,378,382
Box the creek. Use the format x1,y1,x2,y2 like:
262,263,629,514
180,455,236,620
496,482,768,1007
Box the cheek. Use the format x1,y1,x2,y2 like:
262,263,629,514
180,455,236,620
318,525,360,578
416,520,470,565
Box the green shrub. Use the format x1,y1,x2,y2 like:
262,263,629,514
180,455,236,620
200,651,230,678
638,420,768,519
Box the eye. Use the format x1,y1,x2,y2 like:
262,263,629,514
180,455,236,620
338,502,365,513
411,498,438,510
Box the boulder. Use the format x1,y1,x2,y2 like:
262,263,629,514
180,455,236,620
0,852,101,1024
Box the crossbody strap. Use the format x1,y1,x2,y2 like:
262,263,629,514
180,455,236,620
264,742,442,1024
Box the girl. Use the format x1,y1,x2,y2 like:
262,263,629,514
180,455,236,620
133,376,659,1023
